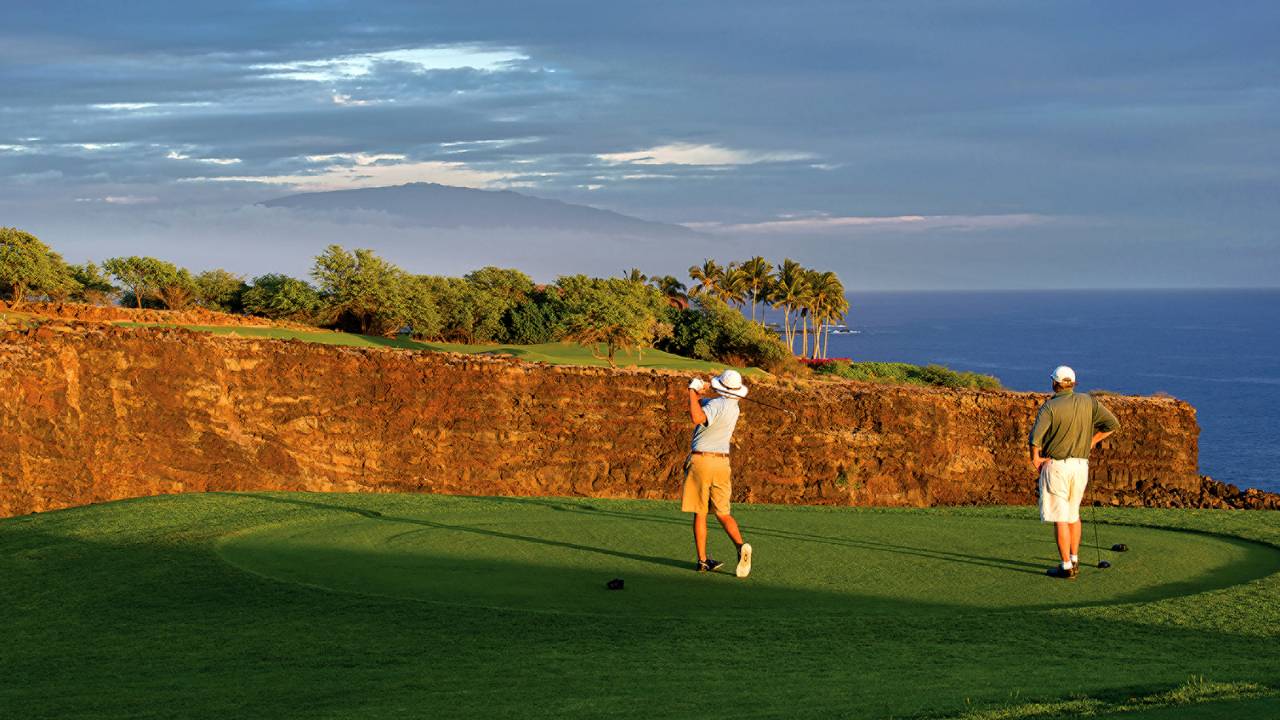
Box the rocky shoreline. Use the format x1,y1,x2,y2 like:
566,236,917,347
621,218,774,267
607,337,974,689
1127,475,1280,511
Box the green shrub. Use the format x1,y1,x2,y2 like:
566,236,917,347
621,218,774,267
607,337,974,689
663,305,719,361
242,274,322,323
501,289,566,344
814,360,1001,390
193,269,248,313
659,297,797,373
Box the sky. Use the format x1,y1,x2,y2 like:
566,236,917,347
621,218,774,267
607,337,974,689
1,1,1277,289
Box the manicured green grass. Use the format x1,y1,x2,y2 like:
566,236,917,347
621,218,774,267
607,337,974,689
2,493,1277,719
114,322,749,373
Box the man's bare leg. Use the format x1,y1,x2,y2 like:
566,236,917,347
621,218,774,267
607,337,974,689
1054,522,1072,565
692,512,709,561
1069,519,1083,559
715,512,745,547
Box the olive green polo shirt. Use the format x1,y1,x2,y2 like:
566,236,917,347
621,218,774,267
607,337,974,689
1029,390,1120,460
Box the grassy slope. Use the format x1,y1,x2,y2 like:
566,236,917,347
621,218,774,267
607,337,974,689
0,309,36,325
1,494,1277,719
113,322,748,373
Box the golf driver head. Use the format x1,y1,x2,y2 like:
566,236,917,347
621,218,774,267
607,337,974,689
1097,560,1112,569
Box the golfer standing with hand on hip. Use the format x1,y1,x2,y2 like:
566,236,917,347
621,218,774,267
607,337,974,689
684,370,753,577
1030,366,1120,579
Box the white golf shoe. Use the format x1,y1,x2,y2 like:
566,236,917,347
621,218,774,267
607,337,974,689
735,543,752,578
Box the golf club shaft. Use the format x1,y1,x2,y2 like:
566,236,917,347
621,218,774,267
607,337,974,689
1090,501,1102,567
736,394,795,417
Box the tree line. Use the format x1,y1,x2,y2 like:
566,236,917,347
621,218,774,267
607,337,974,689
1,227,848,368
643,257,849,360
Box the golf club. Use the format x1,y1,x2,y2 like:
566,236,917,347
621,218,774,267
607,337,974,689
1090,501,1111,569
711,390,796,417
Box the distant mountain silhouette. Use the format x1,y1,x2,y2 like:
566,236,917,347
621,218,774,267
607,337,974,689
260,183,702,238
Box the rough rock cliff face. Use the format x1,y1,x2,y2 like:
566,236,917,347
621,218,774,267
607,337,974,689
0,322,1204,517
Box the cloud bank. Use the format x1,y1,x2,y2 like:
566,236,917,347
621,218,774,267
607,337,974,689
1,1,1276,287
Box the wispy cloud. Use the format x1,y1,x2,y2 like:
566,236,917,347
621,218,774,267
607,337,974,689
597,142,815,167
166,149,241,164
331,93,374,106
304,152,406,165
74,195,159,205
688,213,1055,234
92,102,160,111
184,155,514,191
438,137,541,153
254,45,528,83
90,101,215,113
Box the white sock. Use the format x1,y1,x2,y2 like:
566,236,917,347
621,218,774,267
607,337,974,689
1070,554,1079,565
1062,560,1073,570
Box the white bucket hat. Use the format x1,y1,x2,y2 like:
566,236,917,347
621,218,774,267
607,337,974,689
711,369,748,398
1051,365,1076,384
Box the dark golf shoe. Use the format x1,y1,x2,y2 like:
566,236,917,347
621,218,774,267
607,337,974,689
1046,566,1076,580
697,558,725,573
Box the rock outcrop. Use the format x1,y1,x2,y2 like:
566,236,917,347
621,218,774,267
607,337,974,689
1,320,1257,518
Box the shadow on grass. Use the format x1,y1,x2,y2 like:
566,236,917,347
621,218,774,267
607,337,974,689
223,492,688,571
480,496,1280,604
208,492,1280,610
486,495,1049,575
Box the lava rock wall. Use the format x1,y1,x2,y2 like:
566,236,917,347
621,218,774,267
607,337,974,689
0,322,1201,517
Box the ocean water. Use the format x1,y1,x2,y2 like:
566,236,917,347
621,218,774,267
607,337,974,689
805,289,1279,493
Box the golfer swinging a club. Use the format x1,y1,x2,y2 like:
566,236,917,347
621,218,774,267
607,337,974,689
684,369,753,577
1030,366,1120,579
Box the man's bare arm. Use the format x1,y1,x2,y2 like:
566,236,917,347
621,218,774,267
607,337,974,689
688,388,708,426
1030,445,1048,471
1091,430,1114,449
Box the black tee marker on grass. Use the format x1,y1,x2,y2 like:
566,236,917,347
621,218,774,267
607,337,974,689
606,578,624,590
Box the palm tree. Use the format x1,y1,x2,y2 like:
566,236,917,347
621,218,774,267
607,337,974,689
716,263,750,309
688,259,723,298
807,270,848,358
649,275,689,309
769,259,808,354
825,281,849,359
739,256,773,323
622,268,647,284
798,270,822,358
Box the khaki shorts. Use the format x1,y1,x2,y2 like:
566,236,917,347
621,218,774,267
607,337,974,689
681,454,732,515
1039,458,1089,523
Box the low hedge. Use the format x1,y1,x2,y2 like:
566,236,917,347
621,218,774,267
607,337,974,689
812,359,1002,390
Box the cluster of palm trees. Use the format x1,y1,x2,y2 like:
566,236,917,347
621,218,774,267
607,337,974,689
625,257,849,359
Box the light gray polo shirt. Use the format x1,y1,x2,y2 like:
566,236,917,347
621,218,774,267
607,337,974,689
691,396,740,454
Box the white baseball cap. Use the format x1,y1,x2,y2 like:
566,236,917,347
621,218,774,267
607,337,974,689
1051,365,1076,383
711,369,748,398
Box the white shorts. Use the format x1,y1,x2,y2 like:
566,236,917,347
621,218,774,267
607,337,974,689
1039,458,1089,523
